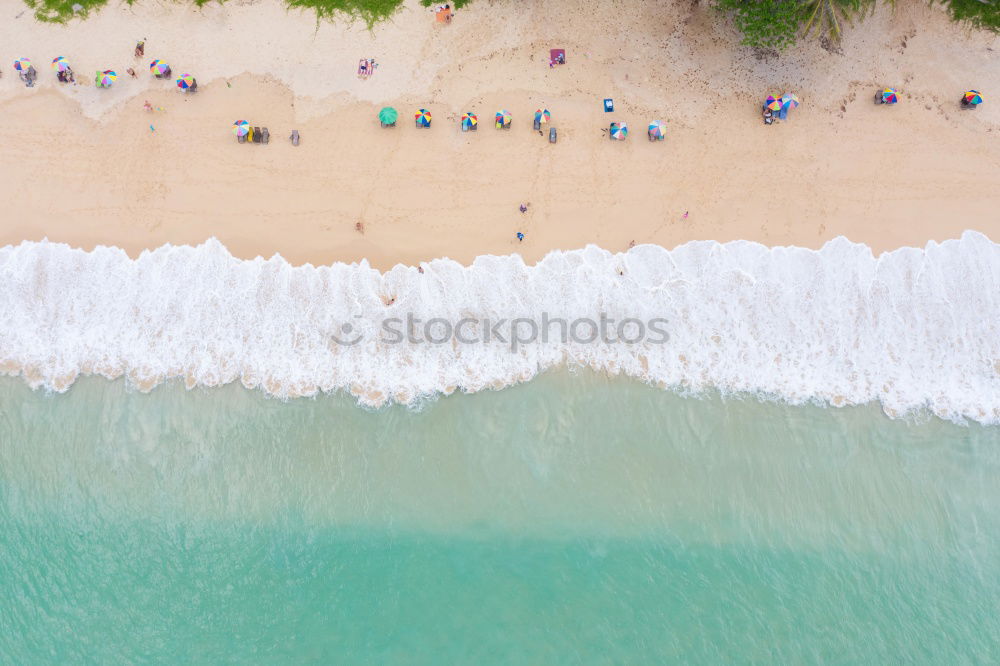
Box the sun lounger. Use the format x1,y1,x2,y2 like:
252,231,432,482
252,127,262,143
261,127,269,144
290,130,300,146
549,127,557,143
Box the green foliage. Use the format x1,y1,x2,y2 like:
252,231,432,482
419,0,471,7
23,0,107,22
22,0,410,25
285,0,403,27
940,0,1000,32
714,0,805,50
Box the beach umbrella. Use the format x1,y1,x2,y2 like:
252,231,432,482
415,108,432,127
534,109,550,125
495,109,511,128
881,88,899,104
764,95,783,111
378,107,398,125
176,74,195,90
610,122,628,140
97,70,117,87
232,120,250,137
13,58,32,71
149,59,170,76
781,92,800,109
52,57,71,72
648,120,664,140
461,112,478,130
964,90,983,106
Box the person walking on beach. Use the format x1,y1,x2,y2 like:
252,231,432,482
519,203,528,213
516,232,525,242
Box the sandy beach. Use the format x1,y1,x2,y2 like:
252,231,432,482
1,0,999,269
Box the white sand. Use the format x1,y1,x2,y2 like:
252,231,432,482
0,0,998,268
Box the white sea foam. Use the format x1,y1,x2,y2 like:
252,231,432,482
1,233,999,423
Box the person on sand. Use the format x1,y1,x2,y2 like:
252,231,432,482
189,78,198,92
516,232,525,242
127,67,137,79
143,100,153,112
519,203,528,213
135,40,145,58
358,59,367,78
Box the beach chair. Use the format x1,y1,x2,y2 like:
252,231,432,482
252,127,262,143
549,127,557,143
533,118,541,131
290,130,300,146
261,128,269,144
238,134,247,144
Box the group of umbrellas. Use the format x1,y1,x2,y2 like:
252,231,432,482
372,107,553,129
606,121,665,141
12,56,195,90
878,88,983,106
764,92,800,113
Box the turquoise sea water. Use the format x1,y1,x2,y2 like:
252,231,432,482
2,372,999,663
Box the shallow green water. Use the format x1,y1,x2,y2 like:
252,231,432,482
2,373,999,663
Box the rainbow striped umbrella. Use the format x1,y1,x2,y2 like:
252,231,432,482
610,122,628,140
534,109,550,125
149,59,170,76
648,120,664,140
13,58,32,71
52,57,71,72
495,110,511,128
232,120,250,137
764,95,783,111
461,112,478,130
96,70,117,87
781,92,800,109
415,108,432,127
964,90,983,106
176,74,195,90
881,88,899,104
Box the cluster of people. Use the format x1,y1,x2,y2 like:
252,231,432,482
56,67,75,83
18,65,38,87
357,58,378,79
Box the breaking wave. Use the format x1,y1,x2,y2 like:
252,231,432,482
1,232,998,423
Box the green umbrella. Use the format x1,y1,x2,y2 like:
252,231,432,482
379,107,398,125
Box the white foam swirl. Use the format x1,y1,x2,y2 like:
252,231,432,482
1,233,998,423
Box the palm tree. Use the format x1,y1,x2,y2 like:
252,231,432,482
801,0,877,42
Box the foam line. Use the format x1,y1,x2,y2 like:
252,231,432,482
1,232,998,423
